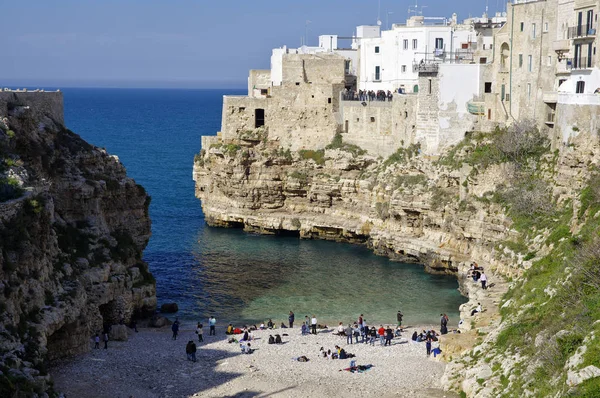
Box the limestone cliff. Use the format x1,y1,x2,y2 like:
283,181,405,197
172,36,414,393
195,123,600,397
0,92,156,396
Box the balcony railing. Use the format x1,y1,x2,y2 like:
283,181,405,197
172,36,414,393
467,101,485,115
567,25,597,39
573,56,593,69
413,62,439,73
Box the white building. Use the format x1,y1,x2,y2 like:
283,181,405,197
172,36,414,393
358,15,502,92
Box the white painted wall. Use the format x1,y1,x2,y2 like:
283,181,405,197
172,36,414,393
358,23,456,92
558,68,600,95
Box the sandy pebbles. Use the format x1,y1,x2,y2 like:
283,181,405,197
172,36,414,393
51,324,458,398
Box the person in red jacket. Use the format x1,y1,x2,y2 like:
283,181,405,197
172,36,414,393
378,325,386,346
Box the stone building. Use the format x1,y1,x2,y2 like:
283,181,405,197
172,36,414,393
218,52,348,152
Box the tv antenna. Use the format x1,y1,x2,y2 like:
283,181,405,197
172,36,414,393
408,1,427,16
377,0,382,26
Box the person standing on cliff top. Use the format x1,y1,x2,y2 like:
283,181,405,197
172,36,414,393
288,311,295,328
209,316,216,335
480,271,488,290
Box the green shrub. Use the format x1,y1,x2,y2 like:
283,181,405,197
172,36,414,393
325,132,367,157
298,149,325,165
383,143,421,167
394,174,427,188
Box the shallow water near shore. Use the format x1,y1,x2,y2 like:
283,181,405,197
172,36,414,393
64,88,467,327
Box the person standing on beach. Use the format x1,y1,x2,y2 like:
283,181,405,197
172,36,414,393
385,325,393,346
378,325,385,346
304,315,309,329
440,314,448,335
171,318,180,340
289,311,295,328
311,315,317,335
209,316,216,336
345,324,353,344
196,322,204,342
426,337,432,356
94,334,100,349
103,332,109,349
397,310,404,327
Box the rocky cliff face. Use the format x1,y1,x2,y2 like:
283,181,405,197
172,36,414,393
194,125,600,397
0,92,156,396
194,133,516,277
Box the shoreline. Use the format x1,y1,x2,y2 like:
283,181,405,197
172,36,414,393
51,324,460,398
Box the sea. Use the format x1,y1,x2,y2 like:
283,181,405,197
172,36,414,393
63,88,467,327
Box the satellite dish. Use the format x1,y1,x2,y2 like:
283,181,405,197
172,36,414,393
377,19,382,26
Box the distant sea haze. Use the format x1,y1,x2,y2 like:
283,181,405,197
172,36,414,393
64,88,467,327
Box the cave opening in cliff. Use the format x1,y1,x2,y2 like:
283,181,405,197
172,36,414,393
47,319,88,361
276,229,300,238
99,300,119,325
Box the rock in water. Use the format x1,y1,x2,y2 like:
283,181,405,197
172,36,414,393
160,303,179,313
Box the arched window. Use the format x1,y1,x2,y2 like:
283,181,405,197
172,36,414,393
413,85,419,93
500,43,510,70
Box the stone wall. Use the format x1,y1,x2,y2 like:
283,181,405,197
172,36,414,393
0,91,64,126
340,95,417,157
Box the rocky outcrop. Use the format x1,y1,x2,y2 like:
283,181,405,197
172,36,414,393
194,133,515,277
0,92,156,396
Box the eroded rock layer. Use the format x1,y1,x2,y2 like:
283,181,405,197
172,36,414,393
0,92,156,395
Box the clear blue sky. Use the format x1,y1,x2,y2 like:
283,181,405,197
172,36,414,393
1,0,501,88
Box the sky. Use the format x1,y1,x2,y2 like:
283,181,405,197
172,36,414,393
1,0,503,88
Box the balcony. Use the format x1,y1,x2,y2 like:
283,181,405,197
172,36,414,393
552,40,571,53
413,62,439,74
572,56,593,70
467,101,485,115
567,25,596,39
546,112,556,125
543,91,558,103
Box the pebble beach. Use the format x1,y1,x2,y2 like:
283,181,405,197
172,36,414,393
51,323,458,398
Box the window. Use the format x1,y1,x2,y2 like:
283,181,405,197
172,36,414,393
255,109,265,128
501,84,506,100
519,54,523,67
528,55,533,72
375,66,381,81
428,78,432,94
327,98,332,104
462,43,469,49
260,89,268,95
403,39,408,50
548,55,552,66
413,39,418,49
239,107,245,112
576,80,585,93
435,38,444,50
401,65,407,73
484,82,492,93
527,83,531,98
375,46,380,53
544,22,549,32
490,44,493,50
480,57,487,64
587,10,594,33
532,23,536,38
370,117,376,123
520,22,524,32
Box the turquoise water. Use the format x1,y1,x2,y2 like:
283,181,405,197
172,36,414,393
63,88,466,327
